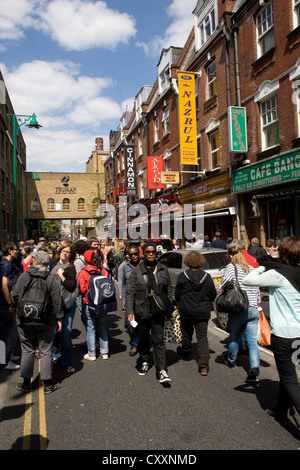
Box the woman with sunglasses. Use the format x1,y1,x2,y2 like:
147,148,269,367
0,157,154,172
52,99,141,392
126,241,172,384
121,244,141,356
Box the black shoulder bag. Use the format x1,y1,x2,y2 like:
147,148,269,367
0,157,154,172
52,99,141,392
143,270,174,317
216,264,249,314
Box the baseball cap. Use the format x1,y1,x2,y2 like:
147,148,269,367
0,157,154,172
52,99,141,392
32,250,50,267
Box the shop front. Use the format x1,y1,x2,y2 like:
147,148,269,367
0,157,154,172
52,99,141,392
177,172,237,243
232,150,300,245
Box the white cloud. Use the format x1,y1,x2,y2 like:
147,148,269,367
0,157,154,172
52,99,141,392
0,0,37,40
137,0,196,56
37,0,137,51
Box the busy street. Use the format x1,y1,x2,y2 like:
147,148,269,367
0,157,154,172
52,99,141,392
0,299,300,451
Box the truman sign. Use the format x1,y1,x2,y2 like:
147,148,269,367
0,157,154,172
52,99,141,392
233,151,300,193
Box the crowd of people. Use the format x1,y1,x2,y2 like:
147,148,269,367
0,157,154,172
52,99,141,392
0,233,299,427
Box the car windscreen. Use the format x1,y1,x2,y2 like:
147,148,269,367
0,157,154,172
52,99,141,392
158,252,182,269
202,252,228,269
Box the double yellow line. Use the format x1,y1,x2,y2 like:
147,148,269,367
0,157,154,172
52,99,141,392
22,360,48,450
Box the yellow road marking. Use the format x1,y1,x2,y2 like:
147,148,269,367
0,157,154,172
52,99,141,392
22,384,32,450
38,361,48,450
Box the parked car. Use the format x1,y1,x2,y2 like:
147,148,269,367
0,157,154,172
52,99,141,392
157,247,228,295
158,248,270,332
152,239,174,254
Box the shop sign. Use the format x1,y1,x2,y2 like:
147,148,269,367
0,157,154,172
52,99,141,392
125,146,137,195
233,151,300,194
178,71,198,165
161,172,180,184
228,107,247,153
119,182,126,195
147,156,164,189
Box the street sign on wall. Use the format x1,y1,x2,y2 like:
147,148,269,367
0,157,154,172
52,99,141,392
228,106,247,153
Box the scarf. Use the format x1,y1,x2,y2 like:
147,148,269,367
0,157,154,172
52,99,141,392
258,255,300,293
142,259,158,292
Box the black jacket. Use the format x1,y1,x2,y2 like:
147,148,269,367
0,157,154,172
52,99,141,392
247,245,266,261
126,261,172,320
175,269,217,321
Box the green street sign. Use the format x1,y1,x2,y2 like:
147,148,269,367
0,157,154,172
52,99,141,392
228,106,247,153
233,151,300,193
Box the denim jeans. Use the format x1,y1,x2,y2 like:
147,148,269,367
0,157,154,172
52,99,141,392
77,297,87,331
271,334,300,418
61,303,76,369
125,318,139,349
227,306,260,375
84,304,109,356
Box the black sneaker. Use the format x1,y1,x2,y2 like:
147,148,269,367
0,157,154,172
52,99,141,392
44,383,61,394
138,362,149,376
16,382,31,393
222,352,237,369
245,374,259,383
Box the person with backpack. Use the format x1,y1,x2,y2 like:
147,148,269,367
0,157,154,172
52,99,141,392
12,250,62,394
78,250,114,361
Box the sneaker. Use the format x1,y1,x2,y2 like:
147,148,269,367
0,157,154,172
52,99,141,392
245,374,259,383
138,362,149,376
3,361,20,371
10,355,20,361
44,383,61,395
16,382,31,393
222,352,237,370
159,370,171,383
84,353,96,361
101,353,109,360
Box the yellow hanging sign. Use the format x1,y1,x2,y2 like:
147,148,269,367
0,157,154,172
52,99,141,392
178,71,198,165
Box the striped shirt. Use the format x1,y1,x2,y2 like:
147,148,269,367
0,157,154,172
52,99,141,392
220,263,260,307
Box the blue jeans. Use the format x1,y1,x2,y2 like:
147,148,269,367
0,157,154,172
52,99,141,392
61,304,76,369
77,297,87,331
84,304,109,357
125,318,139,349
227,306,260,375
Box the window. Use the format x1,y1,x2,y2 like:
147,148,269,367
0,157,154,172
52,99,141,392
154,116,159,142
47,198,55,211
294,0,300,28
92,198,100,211
162,107,170,135
78,198,85,211
260,95,279,149
62,198,70,210
207,61,217,98
256,1,274,57
199,7,216,47
160,67,170,92
210,130,220,169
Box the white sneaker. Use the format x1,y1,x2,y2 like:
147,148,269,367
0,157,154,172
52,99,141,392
84,353,96,361
3,361,20,371
101,354,109,360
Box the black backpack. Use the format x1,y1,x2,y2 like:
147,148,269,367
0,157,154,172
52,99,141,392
17,273,51,323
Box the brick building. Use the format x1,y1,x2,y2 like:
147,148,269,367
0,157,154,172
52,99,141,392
106,0,300,245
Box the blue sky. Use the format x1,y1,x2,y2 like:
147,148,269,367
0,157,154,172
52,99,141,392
0,0,197,172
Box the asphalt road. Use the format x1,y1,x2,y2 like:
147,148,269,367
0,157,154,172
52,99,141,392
0,303,300,453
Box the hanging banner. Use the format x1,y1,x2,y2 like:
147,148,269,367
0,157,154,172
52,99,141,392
228,106,248,153
119,182,127,195
125,145,137,196
178,71,198,165
147,155,164,189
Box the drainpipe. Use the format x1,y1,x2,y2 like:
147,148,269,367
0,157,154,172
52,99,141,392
232,20,241,107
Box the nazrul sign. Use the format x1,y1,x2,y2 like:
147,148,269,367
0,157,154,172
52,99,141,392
178,71,198,165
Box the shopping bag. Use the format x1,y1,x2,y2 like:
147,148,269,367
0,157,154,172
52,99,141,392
164,309,182,343
258,308,271,347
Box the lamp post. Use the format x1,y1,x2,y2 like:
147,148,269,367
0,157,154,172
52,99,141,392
6,113,42,243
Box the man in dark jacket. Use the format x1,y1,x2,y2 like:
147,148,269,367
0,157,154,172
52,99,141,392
13,251,62,394
126,242,172,384
247,237,267,261
211,232,227,250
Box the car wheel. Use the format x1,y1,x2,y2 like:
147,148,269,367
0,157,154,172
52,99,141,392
216,310,228,331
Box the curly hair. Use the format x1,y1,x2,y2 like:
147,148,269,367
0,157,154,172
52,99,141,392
184,250,205,269
278,236,300,266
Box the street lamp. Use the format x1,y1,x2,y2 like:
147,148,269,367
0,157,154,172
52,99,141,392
6,113,42,243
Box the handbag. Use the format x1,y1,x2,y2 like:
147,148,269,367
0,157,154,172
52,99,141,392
61,281,79,311
164,309,182,343
143,274,174,316
216,264,249,314
257,308,271,346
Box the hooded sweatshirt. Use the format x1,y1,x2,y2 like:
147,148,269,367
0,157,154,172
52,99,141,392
77,250,109,304
175,268,217,320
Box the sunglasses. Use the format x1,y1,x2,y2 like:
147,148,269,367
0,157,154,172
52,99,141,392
128,252,139,257
145,250,156,254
